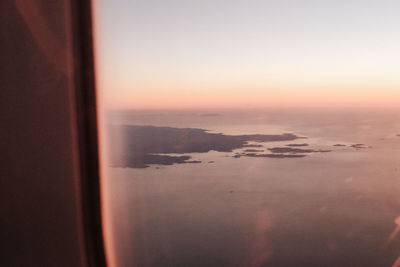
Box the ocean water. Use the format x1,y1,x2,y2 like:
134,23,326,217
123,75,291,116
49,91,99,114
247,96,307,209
102,108,400,267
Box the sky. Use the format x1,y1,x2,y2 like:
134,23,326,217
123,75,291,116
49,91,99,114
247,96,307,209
94,0,400,109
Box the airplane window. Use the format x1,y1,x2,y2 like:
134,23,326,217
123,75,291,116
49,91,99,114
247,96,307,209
93,1,400,266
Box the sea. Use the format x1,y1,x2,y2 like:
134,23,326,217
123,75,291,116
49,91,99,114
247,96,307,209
101,108,400,267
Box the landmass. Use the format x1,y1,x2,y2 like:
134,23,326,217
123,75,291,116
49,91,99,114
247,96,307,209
109,125,303,168
286,143,309,147
184,160,202,164
350,144,367,149
242,144,264,148
235,153,306,158
243,149,265,152
127,154,192,168
268,147,331,154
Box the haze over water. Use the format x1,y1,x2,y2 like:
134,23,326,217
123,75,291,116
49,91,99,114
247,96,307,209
102,108,400,267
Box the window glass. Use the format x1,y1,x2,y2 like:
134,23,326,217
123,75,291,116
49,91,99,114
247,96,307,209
94,1,400,266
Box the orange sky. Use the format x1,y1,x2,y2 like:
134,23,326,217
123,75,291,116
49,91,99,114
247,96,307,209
94,0,400,109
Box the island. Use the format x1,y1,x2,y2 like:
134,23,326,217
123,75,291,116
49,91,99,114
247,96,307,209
243,149,265,152
242,144,264,148
333,144,346,147
268,147,331,154
234,153,306,159
350,144,367,149
286,143,309,147
108,125,304,168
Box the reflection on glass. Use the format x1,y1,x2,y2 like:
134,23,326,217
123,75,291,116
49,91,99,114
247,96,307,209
94,1,400,266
